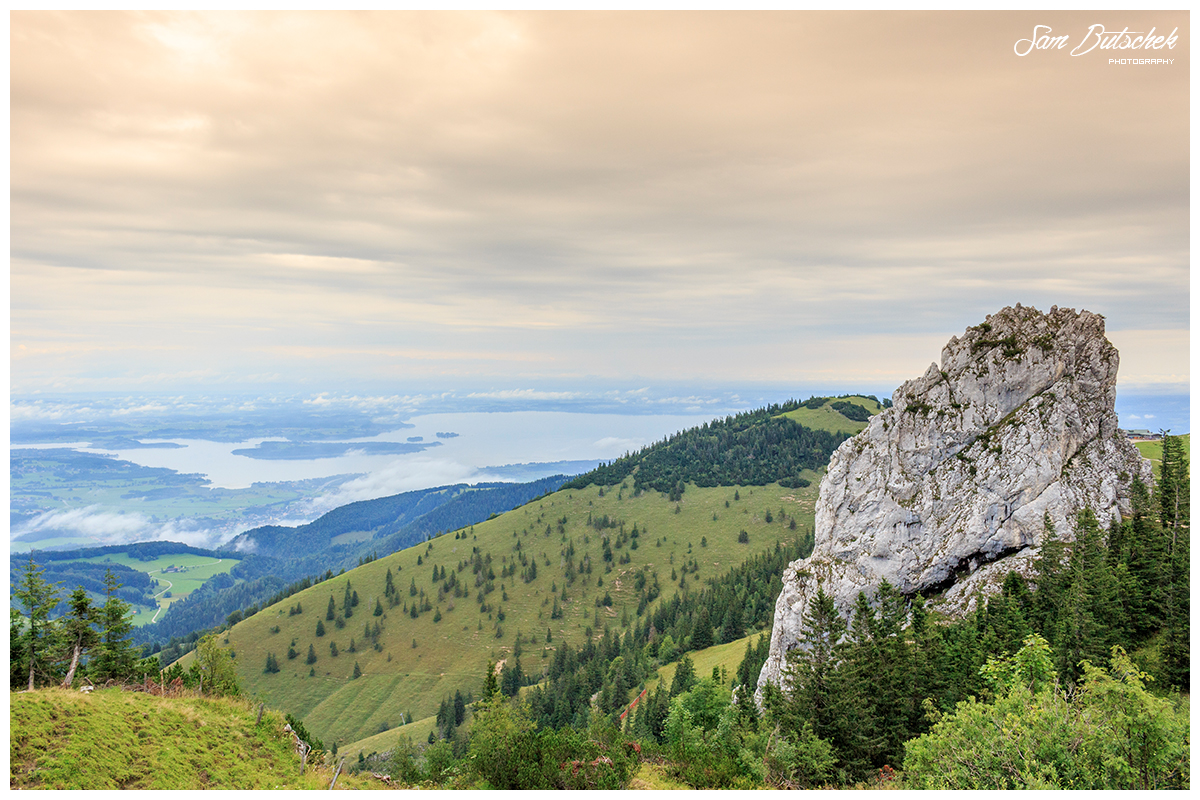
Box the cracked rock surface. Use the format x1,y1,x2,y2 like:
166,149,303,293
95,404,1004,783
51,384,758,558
757,305,1152,696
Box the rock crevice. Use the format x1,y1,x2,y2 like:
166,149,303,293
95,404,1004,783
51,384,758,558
757,305,1152,696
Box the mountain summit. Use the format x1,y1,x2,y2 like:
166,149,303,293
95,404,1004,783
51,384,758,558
757,304,1152,694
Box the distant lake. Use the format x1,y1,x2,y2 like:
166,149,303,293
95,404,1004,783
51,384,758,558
40,411,716,491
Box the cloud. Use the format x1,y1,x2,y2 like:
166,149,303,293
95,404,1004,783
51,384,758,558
306,457,481,512
466,389,583,401
12,505,227,549
592,436,646,453
9,11,1189,394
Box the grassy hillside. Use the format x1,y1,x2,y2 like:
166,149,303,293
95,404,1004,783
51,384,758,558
645,629,771,696
777,395,884,434
9,688,378,789
1135,433,1190,480
207,476,819,751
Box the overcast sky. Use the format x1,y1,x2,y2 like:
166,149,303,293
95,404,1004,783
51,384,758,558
10,11,1190,400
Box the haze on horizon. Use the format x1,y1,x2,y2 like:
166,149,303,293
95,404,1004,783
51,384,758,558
10,11,1190,404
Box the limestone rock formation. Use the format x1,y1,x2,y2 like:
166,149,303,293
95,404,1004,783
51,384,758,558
757,304,1152,695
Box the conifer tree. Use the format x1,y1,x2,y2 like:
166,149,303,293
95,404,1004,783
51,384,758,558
92,569,136,683
691,606,713,650
58,587,99,689
13,556,61,691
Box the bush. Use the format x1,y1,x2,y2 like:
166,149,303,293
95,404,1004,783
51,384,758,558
904,638,1190,789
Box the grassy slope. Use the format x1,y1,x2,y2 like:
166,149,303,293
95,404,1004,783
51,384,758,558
212,477,820,752
9,688,378,790
777,395,883,434
644,629,772,697
1135,434,1190,480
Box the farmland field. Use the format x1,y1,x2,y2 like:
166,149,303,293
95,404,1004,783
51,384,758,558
76,552,240,626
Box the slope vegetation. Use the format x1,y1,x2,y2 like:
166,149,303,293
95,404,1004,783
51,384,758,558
221,479,817,750
9,688,377,790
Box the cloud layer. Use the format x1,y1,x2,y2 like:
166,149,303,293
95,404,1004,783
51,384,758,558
11,11,1189,395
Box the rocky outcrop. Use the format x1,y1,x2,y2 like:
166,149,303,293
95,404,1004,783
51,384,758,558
757,305,1151,695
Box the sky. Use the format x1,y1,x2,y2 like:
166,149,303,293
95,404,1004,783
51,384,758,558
9,10,1191,403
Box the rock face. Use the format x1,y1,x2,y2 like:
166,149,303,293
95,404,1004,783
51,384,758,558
757,305,1152,695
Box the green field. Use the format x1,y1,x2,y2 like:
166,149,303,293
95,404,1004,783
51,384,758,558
77,552,240,626
1135,434,1190,480
776,395,883,434
202,475,820,752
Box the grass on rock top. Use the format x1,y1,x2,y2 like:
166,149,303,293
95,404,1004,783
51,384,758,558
200,476,820,753
776,395,883,435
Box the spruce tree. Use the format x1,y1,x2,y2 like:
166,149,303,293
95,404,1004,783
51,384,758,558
454,690,466,726
13,556,61,691
92,569,136,683
691,605,714,650
59,587,99,689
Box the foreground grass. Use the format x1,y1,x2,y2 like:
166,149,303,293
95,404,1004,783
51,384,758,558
9,688,379,790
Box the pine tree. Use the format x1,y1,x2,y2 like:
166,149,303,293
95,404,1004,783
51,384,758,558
669,654,697,697
92,569,136,683
769,586,846,762
307,644,317,664
1157,432,1190,540
316,619,325,637
352,661,362,679
1053,509,1119,684
374,598,383,617
59,586,99,689
13,556,62,691
454,690,466,725
691,605,713,650
482,661,500,699
326,596,336,621
264,652,280,673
